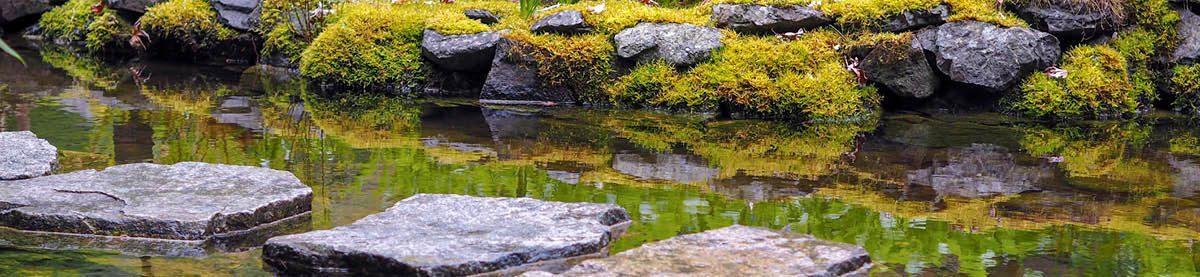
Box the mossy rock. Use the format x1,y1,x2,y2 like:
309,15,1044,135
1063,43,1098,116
140,0,257,64
36,0,134,54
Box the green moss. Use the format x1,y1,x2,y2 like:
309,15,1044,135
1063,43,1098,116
258,0,318,63
141,0,237,49
609,61,677,106
944,0,1029,27
38,0,130,53
818,0,941,26
39,47,125,89
1020,122,1168,194
1014,45,1149,119
1171,64,1200,114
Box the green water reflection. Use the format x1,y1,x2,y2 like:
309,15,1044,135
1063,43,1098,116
0,42,1198,276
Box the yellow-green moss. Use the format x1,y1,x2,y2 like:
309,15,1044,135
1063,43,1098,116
258,0,318,63
1020,122,1169,193
944,0,1028,27
1014,45,1149,119
818,0,941,26
1171,64,1200,114
141,0,236,49
39,47,124,89
38,0,130,53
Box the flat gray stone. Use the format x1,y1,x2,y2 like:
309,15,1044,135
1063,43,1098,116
527,225,872,276
465,9,500,24
614,23,723,67
884,5,949,32
0,162,313,241
711,4,832,34
531,10,591,35
262,194,632,276
421,29,505,72
0,131,58,180
1014,0,1118,38
212,0,263,31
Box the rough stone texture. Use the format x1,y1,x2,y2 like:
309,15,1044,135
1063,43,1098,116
906,144,1049,198
884,5,949,32
614,23,723,67
421,29,505,72
0,131,58,180
262,194,632,276
612,153,718,183
531,10,591,35
711,4,832,34
1014,0,1117,38
102,0,168,13
0,0,52,24
932,21,1060,91
1173,7,1200,64
527,225,872,276
0,162,313,240
212,0,262,32
480,38,576,103
861,38,940,99
465,9,500,24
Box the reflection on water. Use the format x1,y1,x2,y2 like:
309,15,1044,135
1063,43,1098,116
1,41,1199,276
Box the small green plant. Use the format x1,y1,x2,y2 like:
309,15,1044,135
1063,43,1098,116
0,40,22,65
520,0,540,17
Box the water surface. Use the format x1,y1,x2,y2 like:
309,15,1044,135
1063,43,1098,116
3,40,1200,276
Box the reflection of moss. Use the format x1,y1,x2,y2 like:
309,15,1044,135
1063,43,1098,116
39,47,125,90
1019,121,1170,193
1171,134,1200,156
302,92,422,148
140,86,234,116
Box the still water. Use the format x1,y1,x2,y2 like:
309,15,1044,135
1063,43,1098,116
2,40,1200,276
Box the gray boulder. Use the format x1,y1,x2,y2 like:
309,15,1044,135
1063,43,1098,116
0,0,52,24
1014,0,1119,38
932,21,1060,91
906,144,1050,198
884,5,950,32
261,194,631,276
0,131,57,180
421,29,505,72
531,10,591,35
1174,7,1200,64
480,38,575,103
711,4,832,34
0,162,313,240
614,23,723,67
212,0,262,32
465,9,500,24
526,225,872,276
102,0,168,13
861,37,941,99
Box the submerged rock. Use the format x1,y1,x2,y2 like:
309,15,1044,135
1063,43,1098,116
102,0,168,13
884,5,950,32
861,37,940,99
421,29,505,72
481,38,575,103
614,23,722,67
906,144,1050,198
0,131,58,180
0,0,53,24
1174,7,1200,64
527,225,872,276
1014,0,1119,38
212,0,262,32
711,4,832,34
262,194,631,276
931,21,1060,91
531,10,591,35
465,9,500,24
0,162,313,240
612,153,718,183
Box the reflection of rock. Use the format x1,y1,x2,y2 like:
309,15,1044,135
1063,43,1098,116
529,225,872,276
482,107,544,159
612,153,718,183
710,175,811,201
996,192,1111,225
546,170,581,184
0,131,58,180
1169,156,1200,198
907,144,1049,198
0,162,313,240
263,194,631,276
211,96,263,131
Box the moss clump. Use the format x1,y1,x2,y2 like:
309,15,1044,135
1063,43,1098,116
258,0,319,64
1171,64,1200,114
38,0,130,53
817,0,941,26
944,0,1029,27
298,1,514,88
39,47,126,89
141,0,237,51
1014,45,1151,119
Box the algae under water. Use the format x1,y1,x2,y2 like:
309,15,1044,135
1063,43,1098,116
1,41,1200,276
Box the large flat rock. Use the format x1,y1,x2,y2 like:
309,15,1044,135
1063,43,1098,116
529,225,872,276
262,194,632,276
0,162,313,241
0,131,58,180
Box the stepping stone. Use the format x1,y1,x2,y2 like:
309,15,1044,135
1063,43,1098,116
526,225,873,276
0,162,313,245
0,131,58,180
262,194,632,276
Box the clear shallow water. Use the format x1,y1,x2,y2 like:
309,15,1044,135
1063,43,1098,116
2,40,1200,276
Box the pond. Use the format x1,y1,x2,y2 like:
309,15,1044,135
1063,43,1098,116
2,40,1199,276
